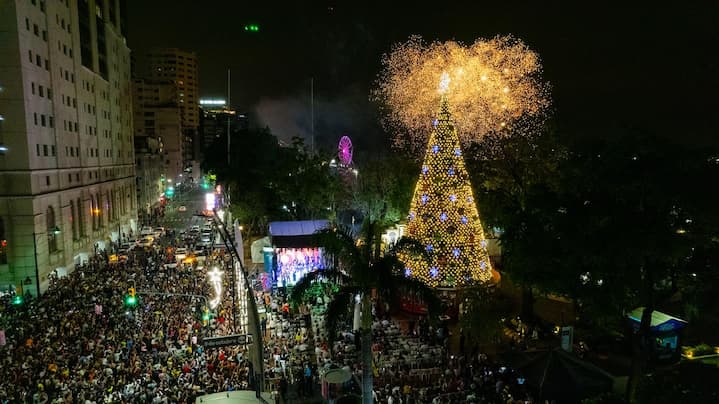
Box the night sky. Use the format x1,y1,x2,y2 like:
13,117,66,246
127,1,718,151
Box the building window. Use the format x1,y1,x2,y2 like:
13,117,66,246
41,115,46,127
28,50,32,63
36,144,40,156
33,24,39,36
36,55,42,66
47,88,52,99
45,176,50,185
34,113,38,125
43,144,48,156
46,206,58,252
31,82,35,94
42,30,47,41
49,116,54,128
68,173,72,183
51,145,55,156
38,85,44,97
26,18,30,30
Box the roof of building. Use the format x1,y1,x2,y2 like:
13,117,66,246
627,307,687,332
268,220,330,237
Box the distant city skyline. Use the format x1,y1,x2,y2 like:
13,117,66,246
127,1,717,150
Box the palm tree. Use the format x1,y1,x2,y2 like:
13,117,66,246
290,221,442,404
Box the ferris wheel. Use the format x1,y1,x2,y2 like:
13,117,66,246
338,135,353,166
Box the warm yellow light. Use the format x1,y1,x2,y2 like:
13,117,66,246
399,100,493,288
373,35,550,151
439,71,450,94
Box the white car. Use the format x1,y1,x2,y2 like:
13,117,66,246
153,227,165,237
137,236,154,248
175,247,188,262
140,226,153,236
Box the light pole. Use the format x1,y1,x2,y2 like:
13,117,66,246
31,231,40,297
31,225,60,297
211,208,265,396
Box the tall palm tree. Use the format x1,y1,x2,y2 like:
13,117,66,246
290,221,441,404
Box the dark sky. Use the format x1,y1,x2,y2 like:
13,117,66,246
127,1,718,150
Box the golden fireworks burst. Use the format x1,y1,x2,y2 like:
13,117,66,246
373,35,551,151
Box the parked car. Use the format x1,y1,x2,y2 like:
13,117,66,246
175,247,188,262
137,236,154,248
153,227,166,237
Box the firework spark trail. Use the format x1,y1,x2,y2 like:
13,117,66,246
373,35,551,151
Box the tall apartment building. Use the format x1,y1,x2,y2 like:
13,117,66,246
0,0,136,296
132,78,183,184
134,134,163,218
145,48,199,175
199,99,248,159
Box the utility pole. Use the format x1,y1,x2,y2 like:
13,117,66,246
310,77,314,154
32,232,40,297
227,69,231,167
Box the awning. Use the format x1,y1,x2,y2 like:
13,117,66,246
627,307,687,332
269,220,330,248
268,220,330,236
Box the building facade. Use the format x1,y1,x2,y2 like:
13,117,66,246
145,48,199,176
0,0,136,296
132,78,183,185
134,135,163,218
198,99,248,164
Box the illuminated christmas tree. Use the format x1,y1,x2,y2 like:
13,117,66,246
401,92,493,287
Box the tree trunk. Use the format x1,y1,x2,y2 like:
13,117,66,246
521,285,534,321
361,293,374,404
626,268,654,402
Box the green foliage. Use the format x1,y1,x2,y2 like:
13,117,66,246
350,154,419,226
203,128,341,237
459,283,509,347
637,362,719,403
289,224,442,341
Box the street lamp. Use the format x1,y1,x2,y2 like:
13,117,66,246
31,226,61,297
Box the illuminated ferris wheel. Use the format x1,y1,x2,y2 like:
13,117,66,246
338,135,353,166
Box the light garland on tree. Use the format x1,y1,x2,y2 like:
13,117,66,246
400,74,493,287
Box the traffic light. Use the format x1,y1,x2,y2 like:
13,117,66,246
165,187,175,198
125,287,137,306
202,307,210,325
12,295,23,305
244,24,259,32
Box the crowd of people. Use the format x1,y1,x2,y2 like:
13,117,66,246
0,214,534,403
0,228,252,403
